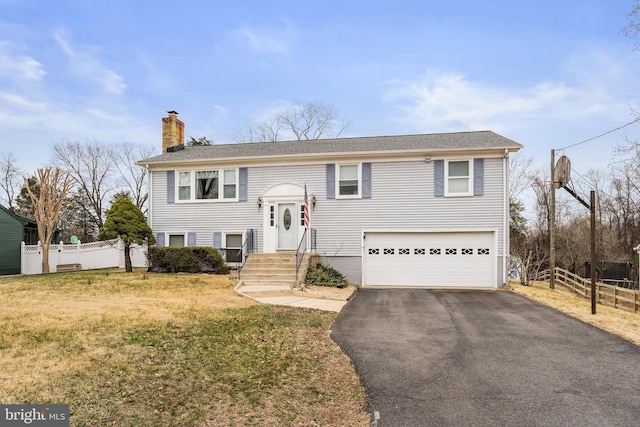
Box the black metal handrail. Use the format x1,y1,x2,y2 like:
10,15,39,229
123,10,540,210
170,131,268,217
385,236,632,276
237,229,256,280
295,229,308,282
295,228,316,282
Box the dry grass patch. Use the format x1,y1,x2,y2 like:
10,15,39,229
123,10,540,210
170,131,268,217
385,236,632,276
510,280,640,346
0,269,368,426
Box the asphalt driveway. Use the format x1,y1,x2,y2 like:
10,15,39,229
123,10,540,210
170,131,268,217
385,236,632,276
330,289,640,427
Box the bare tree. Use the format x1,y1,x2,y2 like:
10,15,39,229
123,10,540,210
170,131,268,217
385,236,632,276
508,152,534,202
623,1,640,51
0,152,23,210
511,229,549,286
233,101,351,143
280,101,351,141
110,142,155,213
53,141,117,231
25,167,75,273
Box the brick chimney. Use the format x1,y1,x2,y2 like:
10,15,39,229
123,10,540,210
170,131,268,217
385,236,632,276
162,111,185,153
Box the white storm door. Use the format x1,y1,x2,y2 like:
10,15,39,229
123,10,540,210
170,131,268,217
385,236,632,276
277,203,297,249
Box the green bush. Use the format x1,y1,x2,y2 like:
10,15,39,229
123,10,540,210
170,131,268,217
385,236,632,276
305,263,348,288
148,247,229,274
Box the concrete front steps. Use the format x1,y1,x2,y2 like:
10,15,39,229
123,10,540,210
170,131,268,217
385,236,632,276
236,253,300,301
235,252,349,312
238,252,299,287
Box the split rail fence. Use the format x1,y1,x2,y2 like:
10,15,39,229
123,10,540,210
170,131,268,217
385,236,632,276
536,268,640,313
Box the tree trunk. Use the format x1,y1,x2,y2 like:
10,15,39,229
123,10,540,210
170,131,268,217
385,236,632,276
124,243,132,273
41,243,50,274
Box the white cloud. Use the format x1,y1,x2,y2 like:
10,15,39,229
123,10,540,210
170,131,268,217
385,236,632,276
383,70,583,133
211,104,230,119
233,23,290,55
0,92,47,111
53,29,127,94
0,43,46,81
384,47,640,137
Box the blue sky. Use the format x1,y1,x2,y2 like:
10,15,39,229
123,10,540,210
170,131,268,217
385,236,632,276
1,0,639,181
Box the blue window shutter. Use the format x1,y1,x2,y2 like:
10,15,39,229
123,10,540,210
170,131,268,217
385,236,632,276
156,233,165,247
326,164,335,199
213,232,222,249
434,160,445,197
187,232,197,246
474,158,484,196
167,171,175,203
239,167,248,202
362,162,372,199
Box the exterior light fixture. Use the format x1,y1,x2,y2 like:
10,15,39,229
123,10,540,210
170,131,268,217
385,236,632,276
257,196,263,209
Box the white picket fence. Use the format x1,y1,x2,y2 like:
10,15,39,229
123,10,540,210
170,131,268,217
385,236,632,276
21,239,149,275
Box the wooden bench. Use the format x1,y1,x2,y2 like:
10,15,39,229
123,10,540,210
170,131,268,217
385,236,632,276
56,263,82,272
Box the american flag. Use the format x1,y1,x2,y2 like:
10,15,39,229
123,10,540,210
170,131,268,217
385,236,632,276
304,183,310,229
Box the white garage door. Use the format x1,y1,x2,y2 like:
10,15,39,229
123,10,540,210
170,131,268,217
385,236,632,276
363,232,495,287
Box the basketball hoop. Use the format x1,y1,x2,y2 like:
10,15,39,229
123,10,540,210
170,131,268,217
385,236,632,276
554,155,571,189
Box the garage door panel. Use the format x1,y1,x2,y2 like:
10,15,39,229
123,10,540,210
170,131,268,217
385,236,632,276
363,232,494,287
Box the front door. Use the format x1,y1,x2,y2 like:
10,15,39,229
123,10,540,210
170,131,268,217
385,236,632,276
277,203,297,249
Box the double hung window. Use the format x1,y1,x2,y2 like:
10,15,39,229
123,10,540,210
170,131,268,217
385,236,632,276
446,160,472,196
223,170,236,199
225,233,243,263
178,172,191,200
338,164,359,197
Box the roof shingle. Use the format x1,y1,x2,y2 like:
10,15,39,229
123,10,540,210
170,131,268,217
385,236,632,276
138,131,522,165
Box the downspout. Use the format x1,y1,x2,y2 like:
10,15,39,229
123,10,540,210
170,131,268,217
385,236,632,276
503,149,509,286
146,165,152,229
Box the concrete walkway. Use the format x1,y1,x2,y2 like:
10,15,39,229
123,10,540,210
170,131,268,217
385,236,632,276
234,283,350,312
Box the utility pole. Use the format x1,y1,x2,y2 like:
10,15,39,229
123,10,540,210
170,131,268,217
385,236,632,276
590,190,597,314
549,149,556,290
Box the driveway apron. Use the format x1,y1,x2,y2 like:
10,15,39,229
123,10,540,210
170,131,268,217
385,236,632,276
331,289,640,427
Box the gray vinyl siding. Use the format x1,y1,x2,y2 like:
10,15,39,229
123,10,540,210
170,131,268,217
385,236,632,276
151,170,264,248
312,157,506,256
149,156,507,285
318,255,362,285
